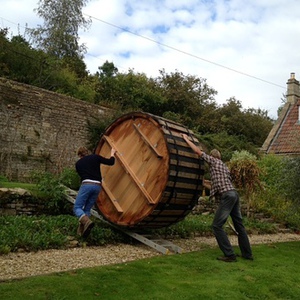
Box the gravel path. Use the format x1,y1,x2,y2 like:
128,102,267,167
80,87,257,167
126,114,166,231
1,233,300,281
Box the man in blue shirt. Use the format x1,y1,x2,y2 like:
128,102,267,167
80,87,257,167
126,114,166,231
182,134,253,262
74,146,116,239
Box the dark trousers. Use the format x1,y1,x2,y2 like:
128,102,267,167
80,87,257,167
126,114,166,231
212,190,252,258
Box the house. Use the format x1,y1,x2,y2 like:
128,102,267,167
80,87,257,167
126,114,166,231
261,73,300,156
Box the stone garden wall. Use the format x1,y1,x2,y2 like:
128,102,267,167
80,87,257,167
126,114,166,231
0,77,110,181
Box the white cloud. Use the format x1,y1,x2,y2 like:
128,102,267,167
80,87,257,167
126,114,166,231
1,0,300,119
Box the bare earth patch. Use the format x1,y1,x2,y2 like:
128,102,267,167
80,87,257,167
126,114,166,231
1,233,300,281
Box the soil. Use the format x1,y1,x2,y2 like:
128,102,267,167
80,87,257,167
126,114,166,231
1,232,300,281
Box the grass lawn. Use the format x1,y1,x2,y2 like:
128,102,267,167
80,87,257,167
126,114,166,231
1,241,300,299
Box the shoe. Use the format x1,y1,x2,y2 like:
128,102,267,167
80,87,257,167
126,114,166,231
237,254,254,261
79,215,95,239
217,256,237,262
76,222,84,236
243,256,254,261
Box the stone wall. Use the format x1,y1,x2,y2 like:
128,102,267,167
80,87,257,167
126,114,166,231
0,77,110,181
0,188,44,216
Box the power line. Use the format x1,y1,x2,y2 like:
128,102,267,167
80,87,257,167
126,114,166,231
0,14,287,90
84,13,286,89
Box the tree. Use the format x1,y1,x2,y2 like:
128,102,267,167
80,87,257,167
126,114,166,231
29,0,91,60
97,61,119,78
155,69,218,128
94,65,166,115
0,29,49,85
206,98,273,147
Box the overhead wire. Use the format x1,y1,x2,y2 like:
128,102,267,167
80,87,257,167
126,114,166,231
84,13,286,90
1,13,286,90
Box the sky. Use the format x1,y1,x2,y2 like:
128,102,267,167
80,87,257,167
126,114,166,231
1,0,300,119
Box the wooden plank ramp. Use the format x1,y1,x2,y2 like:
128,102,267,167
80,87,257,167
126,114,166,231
63,186,183,255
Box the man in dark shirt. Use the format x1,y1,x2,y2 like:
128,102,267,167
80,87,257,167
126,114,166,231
182,134,253,262
74,146,116,239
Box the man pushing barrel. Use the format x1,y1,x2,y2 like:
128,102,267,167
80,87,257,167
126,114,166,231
182,134,253,262
74,146,116,239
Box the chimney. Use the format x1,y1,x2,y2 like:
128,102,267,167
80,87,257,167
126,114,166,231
286,72,300,104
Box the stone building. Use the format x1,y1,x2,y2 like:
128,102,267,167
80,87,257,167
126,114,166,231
261,73,300,156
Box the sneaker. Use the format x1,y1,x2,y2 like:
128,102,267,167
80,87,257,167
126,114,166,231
217,256,237,262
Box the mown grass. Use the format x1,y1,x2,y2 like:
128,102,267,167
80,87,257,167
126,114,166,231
0,181,42,197
1,242,300,299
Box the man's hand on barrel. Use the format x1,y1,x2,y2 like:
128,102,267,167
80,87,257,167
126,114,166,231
181,133,203,157
181,133,189,142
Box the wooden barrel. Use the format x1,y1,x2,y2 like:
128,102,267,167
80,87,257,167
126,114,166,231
95,112,204,229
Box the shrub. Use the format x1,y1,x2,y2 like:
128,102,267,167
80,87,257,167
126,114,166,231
255,155,300,230
228,150,262,216
59,168,80,190
257,154,284,191
280,157,300,205
31,172,72,215
0,215,74,253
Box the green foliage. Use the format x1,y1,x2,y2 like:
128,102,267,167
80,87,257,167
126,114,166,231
253,188,300,230
0,215,73,253
59,168,81,190
156,69,217,128
0,30,48,84
257,154,284,190
280,157,300,204
162,111,184,124
0,175,9,183
0,215,129,254
254,155,300,229
87,223,127,246
243,217,277,234
50,66,79,94
97,60,119,78
211,98,273,146
0,213,280,255
94,68,166,115
230,150,257,161
74,79,96,102
156,214,214,238
200,132,258,162
86,110,124,150
31,172,71,215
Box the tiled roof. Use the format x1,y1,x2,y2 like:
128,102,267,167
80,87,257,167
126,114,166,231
261,99,300,155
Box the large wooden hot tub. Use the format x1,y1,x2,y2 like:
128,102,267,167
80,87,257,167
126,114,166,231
95,112,204,229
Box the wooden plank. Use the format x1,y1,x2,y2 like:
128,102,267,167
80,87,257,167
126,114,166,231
156,118,190,133
133,123,163,159
102,135,156,205
101,181,123,213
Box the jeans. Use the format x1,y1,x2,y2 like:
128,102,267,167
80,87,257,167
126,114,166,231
212,190,252,258
73,184,102,218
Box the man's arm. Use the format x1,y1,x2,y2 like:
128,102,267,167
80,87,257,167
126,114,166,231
182,134,203,156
